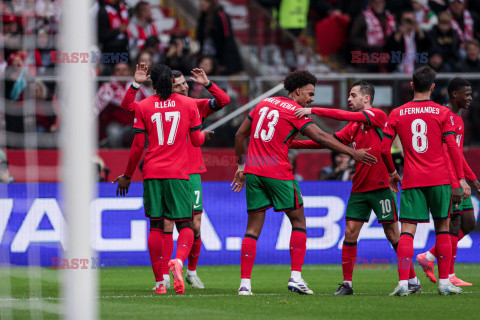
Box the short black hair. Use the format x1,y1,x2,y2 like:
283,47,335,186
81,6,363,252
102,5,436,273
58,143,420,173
150,64,173,99
283,70,317,93
172,70,183,78
448,77,471,95
412,66,436,93
352,81,375,104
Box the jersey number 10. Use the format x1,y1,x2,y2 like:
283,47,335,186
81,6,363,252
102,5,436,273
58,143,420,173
254,107,280,142
151,111,180,145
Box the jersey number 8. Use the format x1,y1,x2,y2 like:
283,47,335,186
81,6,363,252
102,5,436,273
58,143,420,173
411,119,428,153
254,107,279,142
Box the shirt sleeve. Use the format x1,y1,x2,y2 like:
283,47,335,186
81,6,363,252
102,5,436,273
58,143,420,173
382,112,397,141
333,123,354,145
189,102,203,132
290,140,324,149
289,111,314,134
362,108,387,128
133,106,146,133
120,85,141,112
381,112,398,173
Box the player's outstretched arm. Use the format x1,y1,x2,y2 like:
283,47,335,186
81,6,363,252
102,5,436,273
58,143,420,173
120,63,150,112
114,132,146,196
191,68,231,107
380,133,402,193
290,140,324,149
232,117,251,192
295,107,368,123
445,134,471,199
303,125,376,165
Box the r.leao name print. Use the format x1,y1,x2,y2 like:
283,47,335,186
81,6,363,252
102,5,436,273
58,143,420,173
155,100,176,108
399,106,440,116
263,97,296,111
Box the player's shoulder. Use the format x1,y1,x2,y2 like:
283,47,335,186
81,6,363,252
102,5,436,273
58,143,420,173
364,107,387,120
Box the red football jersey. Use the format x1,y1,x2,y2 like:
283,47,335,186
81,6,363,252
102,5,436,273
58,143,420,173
133,93,202,179
383,100,456,189
444,111,477,188
187,83,230,174
244,97,314,180
332,108,389,193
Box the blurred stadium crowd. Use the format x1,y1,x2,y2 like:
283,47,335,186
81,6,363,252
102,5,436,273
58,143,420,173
1,0,480,180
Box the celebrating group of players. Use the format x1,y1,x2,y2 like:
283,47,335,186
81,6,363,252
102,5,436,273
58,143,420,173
114,62,478,296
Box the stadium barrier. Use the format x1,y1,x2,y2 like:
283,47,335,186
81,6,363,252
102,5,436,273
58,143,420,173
2,181,479,267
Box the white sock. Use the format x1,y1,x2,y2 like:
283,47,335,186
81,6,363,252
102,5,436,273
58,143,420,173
290,271,302,281
408,277,419,285
343,281,353,287
176,258,183,267
439,278,450,286
187,269,197,276
426,251,436,262
398,280,408,287
240,278,251,290
449,273,455,278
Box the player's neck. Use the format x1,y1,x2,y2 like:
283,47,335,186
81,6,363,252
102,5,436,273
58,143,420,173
448,101,461,114
412,92,431,101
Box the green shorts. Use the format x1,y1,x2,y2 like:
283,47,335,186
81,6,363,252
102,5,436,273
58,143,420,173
346,188,398,224
452,187,474,215
143,178,193,221
246,173,303,213
189,174,203,214
400,184,451,223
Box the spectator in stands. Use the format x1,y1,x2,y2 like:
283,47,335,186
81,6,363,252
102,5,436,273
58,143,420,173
428,11,460,70
198,55,219,76
385,0,413,13
97,0,130,75
2,13,22,58
127,1,159,61
455,39,480,72
143,36,162,64
160,34,194,76
95,62,147,147
349,0,397,72
386,10,430,74
318,151,354,181
412,0,438,31
35,29,55,75
32,80,58,133
427,47,451,72
197,0,244,75
448,0,480,45
0,150,14,183
5,51,31,101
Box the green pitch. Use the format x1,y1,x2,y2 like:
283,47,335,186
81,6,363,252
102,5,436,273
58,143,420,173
3,264,480,319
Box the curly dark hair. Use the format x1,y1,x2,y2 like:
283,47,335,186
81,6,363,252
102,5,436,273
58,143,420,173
448,77,471,95
283,70,317,93
150,64,173,99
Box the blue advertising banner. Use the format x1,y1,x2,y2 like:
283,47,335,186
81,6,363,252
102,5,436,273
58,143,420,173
1,182,479,267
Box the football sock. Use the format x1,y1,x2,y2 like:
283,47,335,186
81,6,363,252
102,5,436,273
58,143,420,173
449,233,459,275
290,271,302,281
187,236,202,272
426,249,436,261
343,281,353,287
397,233,414,281
398,280,408,286
148,228,164,282
408,277,419,285
240,278,251,290
175,227,194,264
342,241,357,282
393,241,416,280
435,232,452,281
290,229,307,272
439,278,451,286
241,234,258,279
187,269,197,276
162,232,174,276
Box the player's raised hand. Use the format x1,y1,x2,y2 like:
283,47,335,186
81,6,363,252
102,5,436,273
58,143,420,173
294,108,312,118
134,63,150,84
451,187,462,205
459,179,471,199
231,170,245,193
352,148,377,166
202,130,214,141
113,174,131,196
472,179,480,193
389,172,401,193
190,68,209,86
